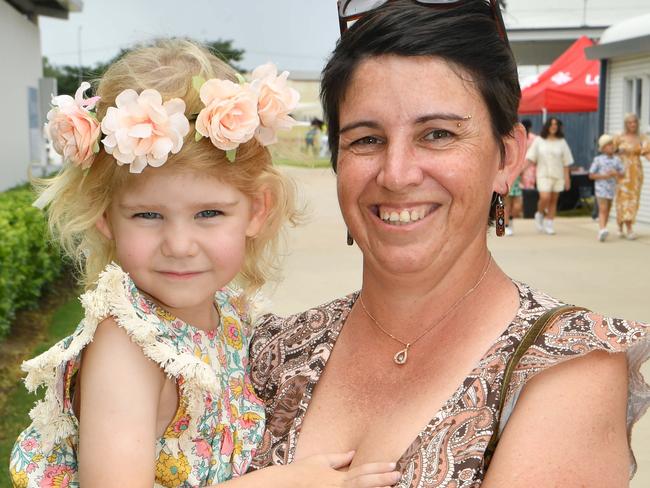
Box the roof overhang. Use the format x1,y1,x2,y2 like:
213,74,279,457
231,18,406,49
5,0,82,20
585,34,650,60
508,26,607,65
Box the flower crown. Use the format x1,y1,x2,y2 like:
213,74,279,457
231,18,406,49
44,63,300,173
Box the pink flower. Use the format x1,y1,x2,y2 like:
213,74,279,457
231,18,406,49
39,465,74,488
195,79,259,150
20,438,38,452
172,415,190,434
45,82,101,169
251,63,300,145
195,439,212,459
220,426,234,456
100,89,190,173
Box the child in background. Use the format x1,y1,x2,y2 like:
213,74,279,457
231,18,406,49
589,134,624,242
10,40,400,488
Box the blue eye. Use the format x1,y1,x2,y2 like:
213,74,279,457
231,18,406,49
134,212,161,220
196,210,223,219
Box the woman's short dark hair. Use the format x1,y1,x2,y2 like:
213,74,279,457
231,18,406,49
540,117,565,139
321,0,521,171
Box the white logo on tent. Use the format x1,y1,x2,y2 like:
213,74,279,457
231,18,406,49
551,71,573,86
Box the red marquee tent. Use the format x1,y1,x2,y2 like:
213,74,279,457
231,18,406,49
519,36,600,114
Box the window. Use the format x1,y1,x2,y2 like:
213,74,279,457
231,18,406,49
624,77,643,117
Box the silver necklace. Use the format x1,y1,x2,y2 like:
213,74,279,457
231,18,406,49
359,254,493,365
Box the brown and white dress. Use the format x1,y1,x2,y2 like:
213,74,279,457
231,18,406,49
248,281,649,487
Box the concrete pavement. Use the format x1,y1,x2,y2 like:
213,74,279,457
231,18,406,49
264,166,649,486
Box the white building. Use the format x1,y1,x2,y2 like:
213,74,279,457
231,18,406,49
0,0,80,192
586,14,650,224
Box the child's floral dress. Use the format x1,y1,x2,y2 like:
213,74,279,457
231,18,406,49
9,263,265,487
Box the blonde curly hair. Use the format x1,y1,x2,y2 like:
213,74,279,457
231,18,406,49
37,39,299,293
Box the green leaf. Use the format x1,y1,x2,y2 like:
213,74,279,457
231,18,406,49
92,140,100,154
194,131,203,142
235,73,246,85
192,75,207,93
226,148,237,163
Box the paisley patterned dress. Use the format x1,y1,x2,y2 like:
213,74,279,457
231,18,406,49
614,134,650,223
248,281,649,487
9,264,265,487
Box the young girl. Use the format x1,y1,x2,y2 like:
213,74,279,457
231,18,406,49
589,134,624,242
9,40,400,488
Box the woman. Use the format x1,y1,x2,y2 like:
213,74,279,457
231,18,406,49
526,117,574,235
614,113,650,240
249,1,649,486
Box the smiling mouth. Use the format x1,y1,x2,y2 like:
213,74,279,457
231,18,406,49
371,204,438,225
158,271,204,279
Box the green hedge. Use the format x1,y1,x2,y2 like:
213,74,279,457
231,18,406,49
0,185,64,339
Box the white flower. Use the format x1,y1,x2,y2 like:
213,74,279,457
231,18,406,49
100,89,190,173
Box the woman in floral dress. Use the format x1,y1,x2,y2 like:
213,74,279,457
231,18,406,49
614,113,650,239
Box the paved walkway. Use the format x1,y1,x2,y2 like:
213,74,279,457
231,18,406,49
265,166,650,486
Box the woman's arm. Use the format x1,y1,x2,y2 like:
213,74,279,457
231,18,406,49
78,317,164,487
564,165,571,190
482,350,629,488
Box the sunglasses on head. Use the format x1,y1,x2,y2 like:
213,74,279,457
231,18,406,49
337,0,510,48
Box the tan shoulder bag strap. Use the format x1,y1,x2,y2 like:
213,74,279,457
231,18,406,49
483,304,589,469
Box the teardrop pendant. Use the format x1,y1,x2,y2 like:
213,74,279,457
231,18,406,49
393,345,409,365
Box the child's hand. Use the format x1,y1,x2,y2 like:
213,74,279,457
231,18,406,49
343,461,402,487
288,451,401,488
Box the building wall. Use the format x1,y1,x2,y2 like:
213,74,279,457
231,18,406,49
0,1,43,192
605,54,650,224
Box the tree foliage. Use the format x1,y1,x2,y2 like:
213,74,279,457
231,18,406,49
43,39,245,97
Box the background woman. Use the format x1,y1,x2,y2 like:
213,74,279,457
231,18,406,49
249,1,648,486
614,113,650,239
526,117,574,235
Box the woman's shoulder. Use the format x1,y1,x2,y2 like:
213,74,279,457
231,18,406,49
495,282,649,481
252,292,357,346
513,280,647,352
509,281,648,405
249,292,357,398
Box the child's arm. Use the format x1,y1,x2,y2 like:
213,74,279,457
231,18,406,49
588,160,610,180
589,172,613,180
210,452,401,488
78,317,164,487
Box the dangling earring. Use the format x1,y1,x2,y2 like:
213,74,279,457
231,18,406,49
347,230,354,246
495,185,507,237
